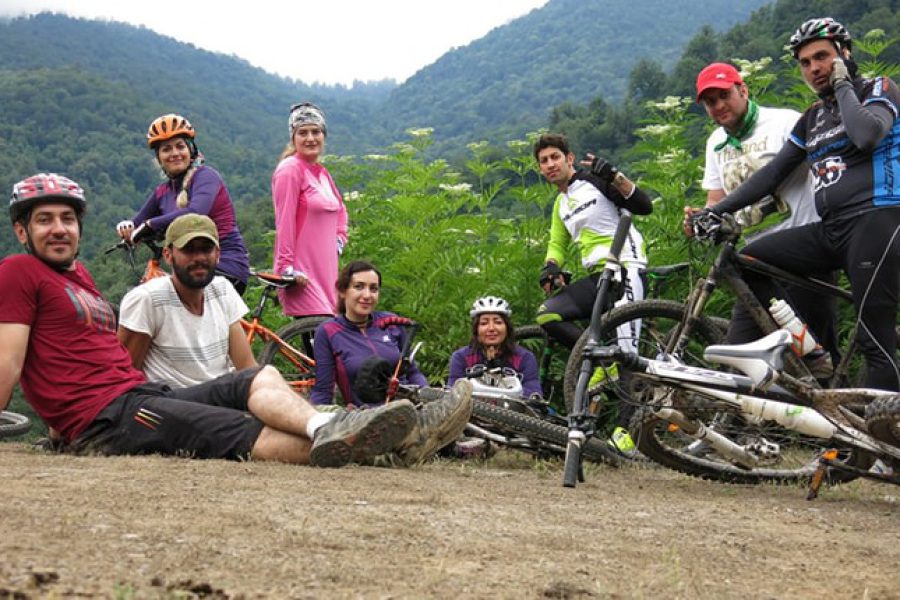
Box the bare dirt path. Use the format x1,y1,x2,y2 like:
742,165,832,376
1,443,897,599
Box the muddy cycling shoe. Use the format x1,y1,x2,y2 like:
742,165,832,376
309,400,417,468
396,379,474,467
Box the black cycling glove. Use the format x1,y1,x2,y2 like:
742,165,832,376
590,156,619,184
539,261,562,289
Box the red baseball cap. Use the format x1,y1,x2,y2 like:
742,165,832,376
695,63,744,101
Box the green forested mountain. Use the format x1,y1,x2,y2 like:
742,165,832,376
386,0,771,151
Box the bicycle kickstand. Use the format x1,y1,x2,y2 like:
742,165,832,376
806,448,839,500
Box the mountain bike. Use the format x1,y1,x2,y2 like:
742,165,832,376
0,411,31,439
107,238,326,392
584,329,899,492
563,212,900,451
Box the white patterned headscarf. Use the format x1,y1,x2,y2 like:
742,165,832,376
289,102,327,137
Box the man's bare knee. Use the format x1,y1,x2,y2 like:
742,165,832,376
250,365,284,393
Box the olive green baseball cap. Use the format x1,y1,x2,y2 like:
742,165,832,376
164,213,219,249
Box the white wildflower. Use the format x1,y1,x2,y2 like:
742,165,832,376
406,127,434,138
438,183,473,194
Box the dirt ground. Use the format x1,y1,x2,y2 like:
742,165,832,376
1,442,898,600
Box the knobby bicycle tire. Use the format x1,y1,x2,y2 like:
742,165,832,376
257,316,329,389
563,299,725,418
0,411,32,439
865,394,900,450
471,399,619,466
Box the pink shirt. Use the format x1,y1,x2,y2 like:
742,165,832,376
271,155,348,316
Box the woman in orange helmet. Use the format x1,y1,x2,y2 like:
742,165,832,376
116,114,250,293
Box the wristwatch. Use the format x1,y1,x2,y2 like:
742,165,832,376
612,171,628,188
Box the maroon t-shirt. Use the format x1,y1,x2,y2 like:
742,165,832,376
0,255,146,442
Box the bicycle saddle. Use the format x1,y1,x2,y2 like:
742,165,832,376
704,329,792,386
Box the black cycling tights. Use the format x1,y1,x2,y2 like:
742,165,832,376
739,208,900,391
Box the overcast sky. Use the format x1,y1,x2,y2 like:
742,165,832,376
0,0,549,85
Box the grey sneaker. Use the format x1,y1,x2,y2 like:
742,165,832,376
310,400,417,468
397,379,474,467
803,349,834,380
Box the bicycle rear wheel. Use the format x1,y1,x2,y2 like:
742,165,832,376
630,400,874,484
0,411,32,439
471,399,619,465
257,316,329,392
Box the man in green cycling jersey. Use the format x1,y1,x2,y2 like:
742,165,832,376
533,133,653,454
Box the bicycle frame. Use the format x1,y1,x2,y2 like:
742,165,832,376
676,216,858,386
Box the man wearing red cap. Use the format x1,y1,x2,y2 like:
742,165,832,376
694,62,819,238
689,61,837,374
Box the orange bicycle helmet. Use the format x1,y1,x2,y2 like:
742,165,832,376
146,114,196,148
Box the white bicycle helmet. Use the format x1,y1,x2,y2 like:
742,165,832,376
469,295,511,318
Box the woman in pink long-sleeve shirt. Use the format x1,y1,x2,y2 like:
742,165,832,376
272,102,348,317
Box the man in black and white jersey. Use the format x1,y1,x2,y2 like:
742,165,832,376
692,18,900,391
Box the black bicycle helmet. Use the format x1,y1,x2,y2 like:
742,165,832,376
789,18,852,58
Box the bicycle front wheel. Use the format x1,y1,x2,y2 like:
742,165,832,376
471,399,620,466
563,299,725,426
257,316,329,391
0,411,32,439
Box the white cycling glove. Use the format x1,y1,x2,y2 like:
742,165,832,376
830,57,851,89
116,219,134,237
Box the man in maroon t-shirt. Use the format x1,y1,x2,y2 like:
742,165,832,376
0,173,472,467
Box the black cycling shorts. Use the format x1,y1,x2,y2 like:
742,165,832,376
70,367,266,460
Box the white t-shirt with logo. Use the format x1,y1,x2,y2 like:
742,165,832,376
703,105,819,240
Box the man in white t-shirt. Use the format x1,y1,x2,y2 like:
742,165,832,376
118,214,256,387
688,62,837,371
